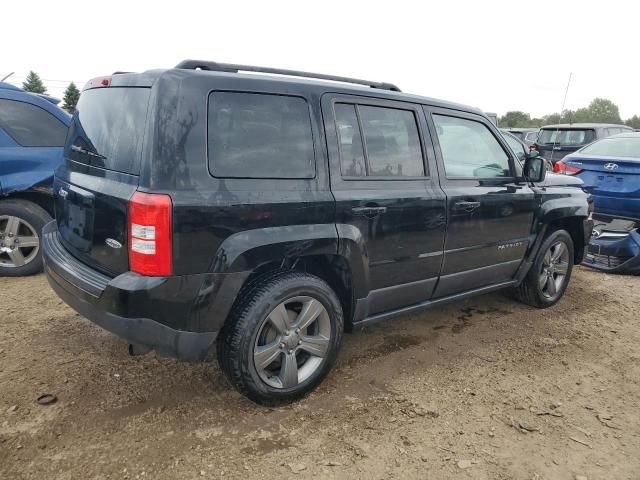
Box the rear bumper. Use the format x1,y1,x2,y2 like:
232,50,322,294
42,222,248,361
583,229,640,274
592,195,640,222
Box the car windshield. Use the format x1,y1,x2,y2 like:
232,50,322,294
538,128,595,145
580,136,640,158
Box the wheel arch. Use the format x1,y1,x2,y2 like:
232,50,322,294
1,190,55,218
210,225,369,331
545,216,588,264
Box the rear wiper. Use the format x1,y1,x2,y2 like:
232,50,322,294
71,145,107,159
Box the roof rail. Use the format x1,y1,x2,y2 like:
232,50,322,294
174,59,401,92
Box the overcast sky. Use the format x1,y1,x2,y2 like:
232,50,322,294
3,0,639,118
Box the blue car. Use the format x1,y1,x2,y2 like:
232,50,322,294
0,82,71,276
557,133,640,274
557,132,640,221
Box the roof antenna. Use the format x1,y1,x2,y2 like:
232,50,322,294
1,72,15,82
550,72,572,163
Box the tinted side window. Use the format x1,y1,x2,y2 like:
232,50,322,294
335,103,424,177
335,104,366,176
358,105,424,177
433,114,511,178
0,99,67,147
208,92,314,178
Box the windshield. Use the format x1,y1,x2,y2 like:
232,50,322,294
538,128,595,146
580,136,640,158
66,87,151,174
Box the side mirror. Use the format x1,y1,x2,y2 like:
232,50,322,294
524,155,546,183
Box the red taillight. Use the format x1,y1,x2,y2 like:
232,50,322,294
128,192,173,276
554,160,583,176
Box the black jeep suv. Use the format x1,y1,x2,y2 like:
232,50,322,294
43,60,593,404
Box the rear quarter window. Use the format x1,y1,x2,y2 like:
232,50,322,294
0,99,67,147
207,92,315,179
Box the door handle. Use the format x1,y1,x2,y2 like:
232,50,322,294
454,201,481,212
351,206,387,218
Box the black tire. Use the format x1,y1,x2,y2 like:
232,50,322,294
515,229,574,308
0,199,52,277
217,272,343,405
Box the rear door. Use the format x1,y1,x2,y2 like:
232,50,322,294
54,85,151,275
322,95,446,315
0,98,68,193
425,108,537,298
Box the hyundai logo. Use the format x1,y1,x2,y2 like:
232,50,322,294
604,163,619,170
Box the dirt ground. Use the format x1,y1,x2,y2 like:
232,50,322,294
1,267,639,480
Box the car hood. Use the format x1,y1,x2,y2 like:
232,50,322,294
541,172,584,187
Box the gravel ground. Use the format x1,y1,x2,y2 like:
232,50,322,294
1,267,639,480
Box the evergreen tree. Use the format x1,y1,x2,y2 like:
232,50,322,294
62,82,80,113
22,71,47,94
625,115,640,129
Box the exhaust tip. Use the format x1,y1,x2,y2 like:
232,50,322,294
128,343,152,356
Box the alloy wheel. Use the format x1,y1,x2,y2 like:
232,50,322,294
253,296,331,389
539,240,570,299
0,215,40,268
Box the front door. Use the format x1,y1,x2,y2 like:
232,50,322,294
425,108,537,298
322,95,446,317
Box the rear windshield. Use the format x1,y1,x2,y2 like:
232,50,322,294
580,137,640,158
66,87,150,174
538,128,595,146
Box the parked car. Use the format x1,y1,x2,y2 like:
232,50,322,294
501,130,585,189
42,60,593,404
505,128,539,148
534,123,633,164
555,132,640,221
485,112,498,126
0,82,71,276
500,129,530,163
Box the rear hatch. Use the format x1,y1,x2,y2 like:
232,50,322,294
54,82,151,276
536,128,595,163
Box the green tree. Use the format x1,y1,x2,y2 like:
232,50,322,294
62,82,80,113
570,107,590,123
585,98,621,123
625,115,640,129
542,113,562,125
22,71,47,94
559,109,576,123
499,111,532,128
